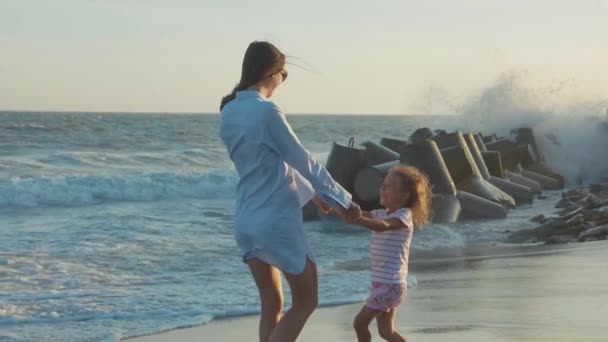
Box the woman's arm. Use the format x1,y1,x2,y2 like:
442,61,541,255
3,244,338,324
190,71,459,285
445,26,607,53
264,104,352,211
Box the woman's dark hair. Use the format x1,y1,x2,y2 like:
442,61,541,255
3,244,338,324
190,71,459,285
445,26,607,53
219,41,286,111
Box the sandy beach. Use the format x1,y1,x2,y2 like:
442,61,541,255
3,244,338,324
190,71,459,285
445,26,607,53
126,241,608,342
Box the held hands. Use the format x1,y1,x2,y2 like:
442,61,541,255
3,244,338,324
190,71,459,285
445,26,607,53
311,196,361,223
321,201,361,224
344,202,362,224
312,196,335,215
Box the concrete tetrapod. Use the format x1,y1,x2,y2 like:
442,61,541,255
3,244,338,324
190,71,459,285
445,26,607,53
400,140,461,223
362,141,400,166
379,137,407,153
464,133,534,205
434,132,516,210
303,139,367,220
513,127,566,187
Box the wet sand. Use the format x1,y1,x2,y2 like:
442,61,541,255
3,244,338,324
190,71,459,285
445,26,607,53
127,241,608,342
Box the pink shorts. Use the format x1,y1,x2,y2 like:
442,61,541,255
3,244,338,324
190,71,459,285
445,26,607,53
365,281,407,312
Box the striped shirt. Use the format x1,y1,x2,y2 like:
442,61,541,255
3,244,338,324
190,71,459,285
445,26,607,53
370,208,413,284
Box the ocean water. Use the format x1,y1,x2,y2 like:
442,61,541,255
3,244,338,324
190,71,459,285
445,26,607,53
0,112,565,341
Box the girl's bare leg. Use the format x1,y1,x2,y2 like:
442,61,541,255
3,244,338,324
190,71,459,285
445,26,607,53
376,309,406,342
353,306,380,342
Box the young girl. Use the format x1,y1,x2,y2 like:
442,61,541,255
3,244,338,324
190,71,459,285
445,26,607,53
350,165,431,342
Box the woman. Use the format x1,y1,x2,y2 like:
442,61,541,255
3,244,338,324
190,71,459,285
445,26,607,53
219,41,361,342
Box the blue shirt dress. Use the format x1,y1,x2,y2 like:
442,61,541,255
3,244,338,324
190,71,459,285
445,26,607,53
220,90,352,274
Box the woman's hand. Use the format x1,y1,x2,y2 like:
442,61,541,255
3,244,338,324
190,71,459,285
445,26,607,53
311,197,360,221
330,205,346,219
312,195,334,215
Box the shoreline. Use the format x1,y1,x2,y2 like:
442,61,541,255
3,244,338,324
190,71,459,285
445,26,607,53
125,241,608,342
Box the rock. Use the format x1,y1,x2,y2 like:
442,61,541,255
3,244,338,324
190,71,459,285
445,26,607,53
522,183,608,244
510,219,568,242
546,235,578,244
562,189,584,198
549,224,586,238
583,209,599,221
590,184,602,195
596,216,608,226
555,198,572,209
562,190,587,203
509,228,537,243
581,235,607,242
531,214,546,223
537,195,548,200
578,224,608,242
556,205,579,216
584,194,602,209
583,222,595,230
595,208,608,225
565,213,584,227
559,207,583,221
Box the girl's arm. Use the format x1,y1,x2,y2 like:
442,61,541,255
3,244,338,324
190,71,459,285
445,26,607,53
355,217,406,232
345,210,371,221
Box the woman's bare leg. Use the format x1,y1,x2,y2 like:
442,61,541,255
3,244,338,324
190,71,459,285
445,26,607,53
248,258,284,342
268,258,318,342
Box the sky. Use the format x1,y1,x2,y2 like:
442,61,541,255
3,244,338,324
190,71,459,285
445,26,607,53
1,0,607,114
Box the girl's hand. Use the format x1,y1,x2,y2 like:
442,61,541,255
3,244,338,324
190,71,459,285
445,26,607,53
344,202,362,224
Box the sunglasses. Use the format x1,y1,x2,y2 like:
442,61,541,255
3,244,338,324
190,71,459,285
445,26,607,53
264,69,288,82
279,69,288,82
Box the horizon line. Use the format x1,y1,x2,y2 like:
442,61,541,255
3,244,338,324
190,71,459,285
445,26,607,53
0,109,455,116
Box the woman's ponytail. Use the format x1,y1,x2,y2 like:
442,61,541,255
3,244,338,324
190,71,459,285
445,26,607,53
219,86,238,111
220,82,252,111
